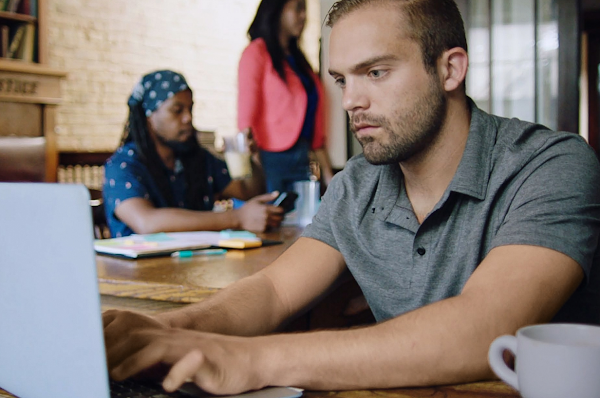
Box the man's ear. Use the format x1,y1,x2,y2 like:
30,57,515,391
438,47,468,92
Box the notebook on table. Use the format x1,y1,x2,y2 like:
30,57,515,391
0,183,302,398
95,231,282,259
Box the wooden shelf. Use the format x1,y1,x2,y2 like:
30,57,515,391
0,0,64,183
0,11,37,23
0,58,66,77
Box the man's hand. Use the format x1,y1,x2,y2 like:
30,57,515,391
103,310,170,370
235,192,284,232
108,328,268,396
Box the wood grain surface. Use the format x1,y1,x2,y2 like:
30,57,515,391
0,227,519,397
97,227,303,302
0,381,519,397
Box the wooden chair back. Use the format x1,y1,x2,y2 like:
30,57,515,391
0,136,47,182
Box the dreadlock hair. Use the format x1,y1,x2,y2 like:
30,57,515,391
248,0,313,82
121,102,209,211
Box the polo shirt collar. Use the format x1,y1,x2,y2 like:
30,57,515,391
446,99,497,201
373,99,497,226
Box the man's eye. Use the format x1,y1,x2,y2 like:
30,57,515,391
334,78,346,88
369,70,384,78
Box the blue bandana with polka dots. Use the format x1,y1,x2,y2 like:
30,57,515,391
127,70,190,117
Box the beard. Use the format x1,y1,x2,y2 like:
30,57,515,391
155,132,197,155
350,74,447,165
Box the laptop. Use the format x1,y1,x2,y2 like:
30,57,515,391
0,183,302,398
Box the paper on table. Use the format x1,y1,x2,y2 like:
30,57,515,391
94,231,262,259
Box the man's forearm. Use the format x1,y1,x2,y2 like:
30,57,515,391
255,295,499,390
157,272,290,336
131,207,240,234
255,246,582,390
156,237,345,337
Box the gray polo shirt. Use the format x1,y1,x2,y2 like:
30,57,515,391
303,102,600,324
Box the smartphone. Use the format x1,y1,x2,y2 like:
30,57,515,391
273,191,299,213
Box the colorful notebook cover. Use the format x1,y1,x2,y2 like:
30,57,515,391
94,230,273,259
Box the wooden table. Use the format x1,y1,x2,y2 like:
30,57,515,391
0,226,519,397
0,381,519,397
97,227,303,303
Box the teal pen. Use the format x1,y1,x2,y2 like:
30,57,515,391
171,248,227,258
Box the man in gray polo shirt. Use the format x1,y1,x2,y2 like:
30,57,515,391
103,0,600,395
305,97,600,325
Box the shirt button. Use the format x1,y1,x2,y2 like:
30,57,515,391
417,247,426,256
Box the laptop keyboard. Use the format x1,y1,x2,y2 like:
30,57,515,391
110,378,190,398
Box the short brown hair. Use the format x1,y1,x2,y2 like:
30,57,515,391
326,0,468,74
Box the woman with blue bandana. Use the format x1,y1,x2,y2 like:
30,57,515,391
102,70,284,237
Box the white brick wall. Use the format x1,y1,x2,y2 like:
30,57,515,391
48,0,322,152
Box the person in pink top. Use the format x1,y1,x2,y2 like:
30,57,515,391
238,0,334,193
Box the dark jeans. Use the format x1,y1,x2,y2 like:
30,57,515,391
259,139,311,193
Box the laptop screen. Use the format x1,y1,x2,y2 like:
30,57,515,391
0,183,111,398
0,183,303,398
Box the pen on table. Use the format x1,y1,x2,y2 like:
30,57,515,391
171,248,227,258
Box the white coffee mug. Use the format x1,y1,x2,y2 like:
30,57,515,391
488,323,600,398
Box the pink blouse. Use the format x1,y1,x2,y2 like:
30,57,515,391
237,38,326,152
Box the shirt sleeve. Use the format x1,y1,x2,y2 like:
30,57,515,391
102,156,151,213
490,136,600,280
237,40,266,146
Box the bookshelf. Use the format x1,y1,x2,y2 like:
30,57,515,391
0,0,39,61
0,0,66,182
0,10,36,22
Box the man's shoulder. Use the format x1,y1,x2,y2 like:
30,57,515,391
491,114,586,151
484,112,596,168
105,144,147,175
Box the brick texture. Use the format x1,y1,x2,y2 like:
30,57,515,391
47,0,322,152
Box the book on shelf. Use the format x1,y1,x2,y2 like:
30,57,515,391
0,0,8,12
4,22,34,60
16,0,29,14
6,23,24,58
16,22,34,60
0,25,8,57
6,0,22,13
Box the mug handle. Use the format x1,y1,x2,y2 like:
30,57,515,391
488,335,519,391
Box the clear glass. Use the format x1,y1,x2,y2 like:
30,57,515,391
491,0,536,122
536,0,558,130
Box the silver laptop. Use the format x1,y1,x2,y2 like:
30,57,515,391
0,183,302,398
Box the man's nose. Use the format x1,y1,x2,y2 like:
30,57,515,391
342,80,368,112
182,110,192,124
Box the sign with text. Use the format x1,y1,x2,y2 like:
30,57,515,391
0,70,62,104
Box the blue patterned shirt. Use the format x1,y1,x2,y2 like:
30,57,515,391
103,141,231,237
